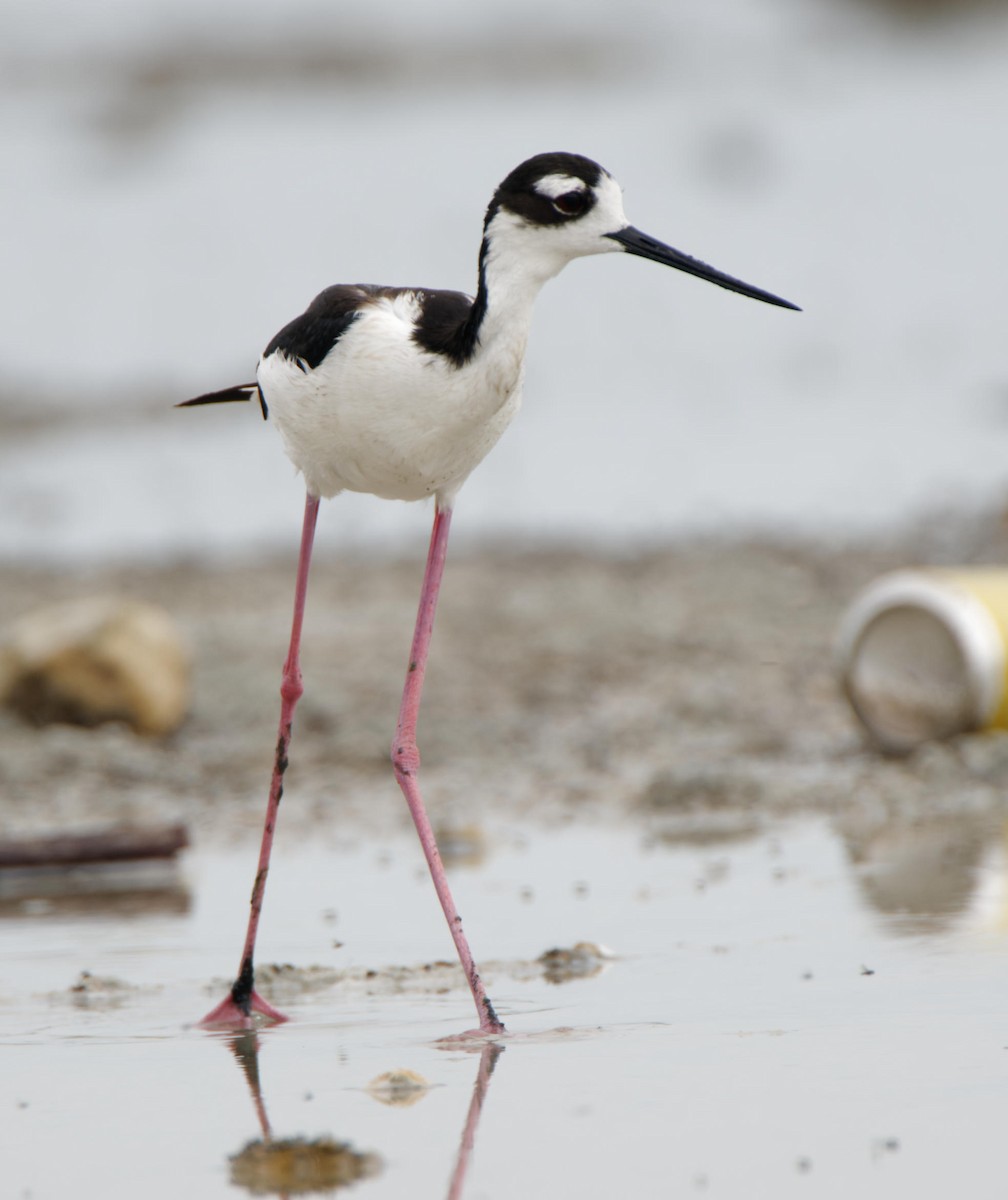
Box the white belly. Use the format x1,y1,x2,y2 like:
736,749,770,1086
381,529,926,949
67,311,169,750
257,294,526,505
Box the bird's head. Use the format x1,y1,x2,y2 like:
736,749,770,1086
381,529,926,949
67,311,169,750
483,151,798,310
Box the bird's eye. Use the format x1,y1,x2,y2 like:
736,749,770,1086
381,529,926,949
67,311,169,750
553,190,588,216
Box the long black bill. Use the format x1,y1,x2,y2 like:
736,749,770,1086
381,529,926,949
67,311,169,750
605,226,800,311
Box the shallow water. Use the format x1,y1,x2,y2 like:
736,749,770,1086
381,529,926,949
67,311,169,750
4,817,1008,1197
4,0,1008,562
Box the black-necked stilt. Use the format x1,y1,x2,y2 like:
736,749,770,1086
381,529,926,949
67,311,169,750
181,151,798,1035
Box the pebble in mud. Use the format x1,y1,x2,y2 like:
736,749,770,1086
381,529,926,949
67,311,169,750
640,765,763,812
538,941,614,984
62,970,148,1009
871,1136,900,1159
366,1069,431,1107
251,963,340,994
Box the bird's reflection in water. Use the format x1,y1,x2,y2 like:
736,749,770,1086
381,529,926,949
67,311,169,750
220,1032,504,1199
229,1032,273,1143
225,1031,382,1196
444,1041,505,1200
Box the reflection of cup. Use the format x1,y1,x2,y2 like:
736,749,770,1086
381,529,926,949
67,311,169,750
836,570,1008,753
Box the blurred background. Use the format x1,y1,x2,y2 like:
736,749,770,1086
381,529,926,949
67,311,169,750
2,0,1007,564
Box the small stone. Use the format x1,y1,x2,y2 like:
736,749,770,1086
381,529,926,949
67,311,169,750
366,1069,431,1107
538,941,614,984
0,597,190,736
64,970,138,1009
640,766,762,811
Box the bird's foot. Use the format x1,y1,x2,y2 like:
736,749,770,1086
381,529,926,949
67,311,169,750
436,1024,507,1047
436,1009,507,1045
198,989,288,1030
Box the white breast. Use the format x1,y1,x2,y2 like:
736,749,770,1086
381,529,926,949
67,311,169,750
257,292,527,506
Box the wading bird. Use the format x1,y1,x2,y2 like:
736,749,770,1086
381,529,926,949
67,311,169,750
181,151,798,1035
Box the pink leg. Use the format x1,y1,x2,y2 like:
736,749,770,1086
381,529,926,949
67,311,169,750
200,493,320,1028
392,505,505,1035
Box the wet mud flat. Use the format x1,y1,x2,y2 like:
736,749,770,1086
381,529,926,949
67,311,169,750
5,509,1008,841
4,514,1008,1198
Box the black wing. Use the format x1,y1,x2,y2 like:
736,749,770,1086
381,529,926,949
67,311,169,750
263,284,374,372
179,281,479,423
177,285,371,420
411,288,479,367
264,283,481,371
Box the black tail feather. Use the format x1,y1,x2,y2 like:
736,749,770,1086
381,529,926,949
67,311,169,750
176,383,268,420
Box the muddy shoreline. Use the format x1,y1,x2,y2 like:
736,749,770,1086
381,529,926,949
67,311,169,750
3,513,1008,848
6,517,1008,1200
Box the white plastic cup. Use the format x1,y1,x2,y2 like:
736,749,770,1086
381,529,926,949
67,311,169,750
836,569,1008,753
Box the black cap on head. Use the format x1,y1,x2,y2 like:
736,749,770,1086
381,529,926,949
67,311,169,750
487,152,606,228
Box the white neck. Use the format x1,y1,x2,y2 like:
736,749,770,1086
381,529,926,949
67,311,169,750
473,211,570,360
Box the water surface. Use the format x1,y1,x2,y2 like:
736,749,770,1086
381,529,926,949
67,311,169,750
4,818,1007,1197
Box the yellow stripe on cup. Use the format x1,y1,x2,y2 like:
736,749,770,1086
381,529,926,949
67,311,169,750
836,570,1008,753
939,570,1008,731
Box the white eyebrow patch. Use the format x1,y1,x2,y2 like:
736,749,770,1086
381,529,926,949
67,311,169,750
532,173,587,200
